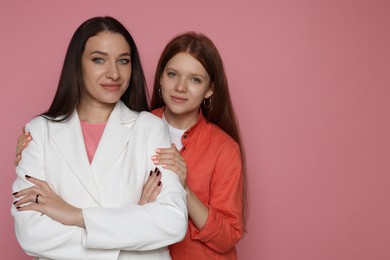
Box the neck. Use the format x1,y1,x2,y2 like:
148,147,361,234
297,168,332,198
163,109,199,130
77,100,115,123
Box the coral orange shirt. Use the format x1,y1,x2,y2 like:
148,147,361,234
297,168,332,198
153,107,243,260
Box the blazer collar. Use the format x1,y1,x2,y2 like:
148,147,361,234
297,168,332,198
50,101,138,204
91,101,138,186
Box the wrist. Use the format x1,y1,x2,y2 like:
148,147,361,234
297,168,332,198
185,186,191,195
72,208,85,228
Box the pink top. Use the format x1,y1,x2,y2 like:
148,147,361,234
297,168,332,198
80,121,106,163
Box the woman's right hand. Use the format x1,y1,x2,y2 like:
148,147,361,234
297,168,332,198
138,167,162,205
14,175,85,228
15,127,32,166
152,144,187,188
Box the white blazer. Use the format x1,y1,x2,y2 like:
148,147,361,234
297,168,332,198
12,101,188,260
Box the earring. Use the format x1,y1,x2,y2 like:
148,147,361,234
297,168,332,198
203,97,212,109
158,87,162,98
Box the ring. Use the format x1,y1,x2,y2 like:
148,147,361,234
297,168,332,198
36,194,40,204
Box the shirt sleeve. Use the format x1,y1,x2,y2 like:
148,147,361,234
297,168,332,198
82,113,188,251
11,117,119,260
189,140,244,253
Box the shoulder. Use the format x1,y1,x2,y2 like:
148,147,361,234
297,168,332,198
135,111,167,129
23,116,55,142
25,116,49,131
204,122,240,153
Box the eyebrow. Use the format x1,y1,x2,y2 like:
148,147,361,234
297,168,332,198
166,67,207,78
90,50,131,57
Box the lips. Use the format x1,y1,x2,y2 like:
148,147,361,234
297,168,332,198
101,84,122,92
171,95,187,103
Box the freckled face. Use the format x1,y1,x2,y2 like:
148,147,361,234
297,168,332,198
160,52,213,122
81,31,131,107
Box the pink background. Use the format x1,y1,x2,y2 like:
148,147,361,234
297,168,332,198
1,1,389,259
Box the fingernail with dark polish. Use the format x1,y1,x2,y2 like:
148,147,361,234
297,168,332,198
149,170,152,176
16,206,21,209
157,170,161,176
25,175,31,179
12,192,18,196
13,201,18,205
154,167,158,173
158,181,162,186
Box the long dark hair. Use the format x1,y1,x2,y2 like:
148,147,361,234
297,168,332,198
150,32,248,231
43,16,149,121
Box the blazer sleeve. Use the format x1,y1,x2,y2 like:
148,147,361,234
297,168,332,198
190,140,244,253
11,117,120,260
82,113,188,251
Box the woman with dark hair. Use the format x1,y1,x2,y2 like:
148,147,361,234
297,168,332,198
149,32,247,259
11,16,187,260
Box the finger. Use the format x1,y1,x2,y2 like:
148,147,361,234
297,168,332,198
25,175,52,192
22,127,32,137
15,201,42,212
154,148,184,161
16,135,32,157
171,143,179,151
152,152,185,165
138,169,163,205
16,136,28,154
152,156,186,177
13,185,42,198
16,135,27,146
14,154,22,166
13,193,39,206
148,181,163,202
142,169,162,193
146,168,162,185
154,147,177,154
17,131,32,147
154,157,186,171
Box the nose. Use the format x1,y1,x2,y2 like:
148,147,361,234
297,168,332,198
175,77,187,92
106,62,119,81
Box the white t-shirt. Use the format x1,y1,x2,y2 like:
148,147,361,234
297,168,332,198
162,114,186,151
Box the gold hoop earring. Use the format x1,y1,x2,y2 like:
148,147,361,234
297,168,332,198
203,97,211,109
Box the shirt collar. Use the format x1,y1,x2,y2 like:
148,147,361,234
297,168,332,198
152,106,207,133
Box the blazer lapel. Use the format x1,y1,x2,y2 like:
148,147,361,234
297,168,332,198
91,101,138,186
50,112,102,205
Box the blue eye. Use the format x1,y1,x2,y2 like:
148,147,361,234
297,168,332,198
167,71,177,78
192,77,201,84
119,59,130,65
92,58,104,64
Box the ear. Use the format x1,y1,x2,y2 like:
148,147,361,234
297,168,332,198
205,82,214,99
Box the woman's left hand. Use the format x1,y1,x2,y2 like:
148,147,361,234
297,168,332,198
13,175,85,228
152,144,187,188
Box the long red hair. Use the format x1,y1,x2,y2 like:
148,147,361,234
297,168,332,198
150,32,248,231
